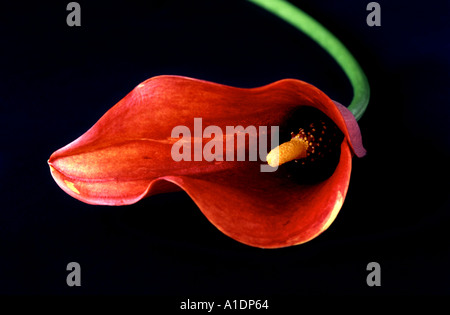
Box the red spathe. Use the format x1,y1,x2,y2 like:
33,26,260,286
48,75,365,248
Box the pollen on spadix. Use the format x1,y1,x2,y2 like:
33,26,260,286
266,120,340,167
266,136,308,167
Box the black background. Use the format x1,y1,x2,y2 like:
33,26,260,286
0,0,449,298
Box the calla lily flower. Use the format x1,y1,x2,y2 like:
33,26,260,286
48,75,365,248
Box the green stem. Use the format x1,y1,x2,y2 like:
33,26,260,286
248,0,370,121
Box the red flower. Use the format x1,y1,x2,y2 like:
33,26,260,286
48,75,365,248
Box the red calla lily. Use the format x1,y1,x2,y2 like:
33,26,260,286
48,75,365,248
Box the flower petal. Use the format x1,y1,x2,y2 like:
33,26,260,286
333,101,366,157
161,141,352,248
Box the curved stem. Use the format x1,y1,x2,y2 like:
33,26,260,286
248,0,370,121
